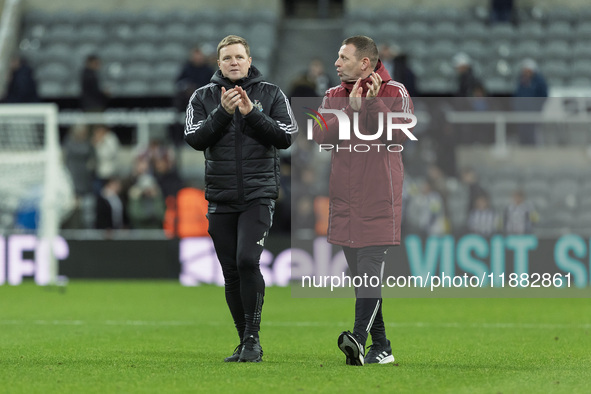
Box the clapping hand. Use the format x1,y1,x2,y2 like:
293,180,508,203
235,86,253,115
221,86,241,114
349,72,382,111
221,86,253,115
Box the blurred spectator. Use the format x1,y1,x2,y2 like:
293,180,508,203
154,156,184,199
504,189,538,234
469,83,489,111
289,58,334,98
380,44,395,78
170,47,215,147
313,196,330,236
426,164,449,217
138,138,177,174
175,47,215,109
292,166,320,239
461,167,488,214
64,125,96,195
463,82,496,144
14,184,43,230
63,125,96,228
92,125,120,194
130,155,150,178
96,177,125,230
514,59,548,98
416,180,446,236
453,53,481,98
80,54,109,112
127,156,151,192
290,131,316,176
135,138,182,199
163,186,209,238
426,165,447,194
490,0,515,24
283,0,296,17
431,101,458,177
513,59,548,145
1,56,39,103
467,195,499,236
380,44,418,97
127,174,165,229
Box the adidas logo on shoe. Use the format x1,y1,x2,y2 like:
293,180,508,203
365,339,395,364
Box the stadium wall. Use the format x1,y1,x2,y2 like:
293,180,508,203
2,234,590,289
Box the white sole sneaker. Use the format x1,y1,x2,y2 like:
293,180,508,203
365,339,396,364
338,331,364,366
376,354,395,364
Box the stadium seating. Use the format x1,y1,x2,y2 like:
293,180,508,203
18,8,279,98
344,6,591,95
463,163,591,237
15,5,591,97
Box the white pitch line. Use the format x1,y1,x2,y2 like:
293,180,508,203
0,320,590,329
263,321,591,329
104,320,194,326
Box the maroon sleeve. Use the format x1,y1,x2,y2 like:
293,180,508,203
365,82,415,144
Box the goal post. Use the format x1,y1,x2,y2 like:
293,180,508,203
0,103,73,286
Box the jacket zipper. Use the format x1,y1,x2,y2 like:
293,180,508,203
235,110,244,203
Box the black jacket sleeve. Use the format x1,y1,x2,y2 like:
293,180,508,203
243,87,298,149
184,90,233,151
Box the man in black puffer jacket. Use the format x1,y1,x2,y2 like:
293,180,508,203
184,35,298,363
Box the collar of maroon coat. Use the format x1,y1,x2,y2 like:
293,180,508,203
339,60,392,94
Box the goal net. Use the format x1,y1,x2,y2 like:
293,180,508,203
0,103,74,285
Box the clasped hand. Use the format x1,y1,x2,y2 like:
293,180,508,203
221,86,253,115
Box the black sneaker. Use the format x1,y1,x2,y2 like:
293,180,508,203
365,339,395,364
239,335,263,362
224,343,243,362
337,331,364,366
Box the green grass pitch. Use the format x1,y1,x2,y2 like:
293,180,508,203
1,281,590,393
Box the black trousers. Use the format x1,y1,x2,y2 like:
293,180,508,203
208,204,273,342
342,245,390,347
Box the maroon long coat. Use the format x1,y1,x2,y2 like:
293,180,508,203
313,61,414,248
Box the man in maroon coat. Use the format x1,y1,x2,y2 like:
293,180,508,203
313,36,414,366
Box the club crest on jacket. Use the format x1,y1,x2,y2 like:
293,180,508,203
253,100,263,112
